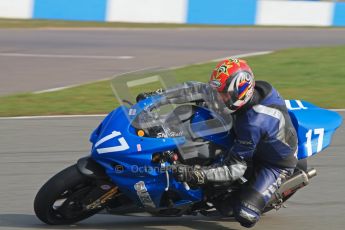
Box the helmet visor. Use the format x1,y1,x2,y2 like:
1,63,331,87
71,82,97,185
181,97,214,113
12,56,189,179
218,91,237,111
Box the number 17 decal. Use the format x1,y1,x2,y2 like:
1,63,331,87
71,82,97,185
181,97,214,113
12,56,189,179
95,131,129,154
305,128,324,156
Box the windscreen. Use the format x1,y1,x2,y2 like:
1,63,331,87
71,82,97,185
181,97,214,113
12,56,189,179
131,81,233,139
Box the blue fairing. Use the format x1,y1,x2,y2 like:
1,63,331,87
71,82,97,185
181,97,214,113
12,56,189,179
190,106,233,149
286,100,342,159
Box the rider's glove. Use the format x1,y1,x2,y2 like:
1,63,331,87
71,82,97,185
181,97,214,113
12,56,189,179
136,89,164,102
172,164,207,185
172,154,247,185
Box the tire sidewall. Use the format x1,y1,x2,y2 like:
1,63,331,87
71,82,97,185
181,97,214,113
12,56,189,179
34,164,99,225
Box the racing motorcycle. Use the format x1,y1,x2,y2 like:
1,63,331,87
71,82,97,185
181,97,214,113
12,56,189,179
34,82,342,225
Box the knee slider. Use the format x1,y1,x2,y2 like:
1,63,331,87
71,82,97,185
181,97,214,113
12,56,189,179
235,204,260,228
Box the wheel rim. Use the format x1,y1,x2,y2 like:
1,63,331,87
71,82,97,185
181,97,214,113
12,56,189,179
49,182,96,220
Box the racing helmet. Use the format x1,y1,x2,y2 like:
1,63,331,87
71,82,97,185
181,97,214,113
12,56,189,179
209,58,255,113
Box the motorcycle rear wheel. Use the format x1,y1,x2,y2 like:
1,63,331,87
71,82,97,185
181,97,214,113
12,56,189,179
34,164,101,225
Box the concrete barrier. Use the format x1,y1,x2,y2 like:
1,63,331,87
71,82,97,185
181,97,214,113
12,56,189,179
0,0,33,19
256,0,334,26
0,0,344,27
106,0,187,23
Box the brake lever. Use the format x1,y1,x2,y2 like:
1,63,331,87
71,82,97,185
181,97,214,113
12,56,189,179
165,169,170,191
161,164,171,191
162,164,190,191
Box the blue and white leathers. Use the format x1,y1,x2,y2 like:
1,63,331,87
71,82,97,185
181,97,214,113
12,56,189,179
231,86,298,168
218,81,341,227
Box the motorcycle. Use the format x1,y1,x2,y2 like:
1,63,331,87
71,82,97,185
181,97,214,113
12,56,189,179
34,82,342,225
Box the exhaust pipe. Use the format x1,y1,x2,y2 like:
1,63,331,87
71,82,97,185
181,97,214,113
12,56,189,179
267,168,317,206
306,168,317,179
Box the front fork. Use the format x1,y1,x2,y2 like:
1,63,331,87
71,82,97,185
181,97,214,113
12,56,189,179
85,186,120,210
77,157,119,210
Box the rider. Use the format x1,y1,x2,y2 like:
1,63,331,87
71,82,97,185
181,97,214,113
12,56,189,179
172,58,298,228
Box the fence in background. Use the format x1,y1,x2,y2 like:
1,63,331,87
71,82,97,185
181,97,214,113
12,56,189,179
0,0,344,26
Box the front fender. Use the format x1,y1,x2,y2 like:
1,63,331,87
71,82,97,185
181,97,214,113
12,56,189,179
77,157,108,180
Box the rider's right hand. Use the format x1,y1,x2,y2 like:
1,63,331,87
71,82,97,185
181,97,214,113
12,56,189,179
171,164,207,185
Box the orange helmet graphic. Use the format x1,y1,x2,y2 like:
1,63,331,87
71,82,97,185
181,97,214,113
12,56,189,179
209,58,255,112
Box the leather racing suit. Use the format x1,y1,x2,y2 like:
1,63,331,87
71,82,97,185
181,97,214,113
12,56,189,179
216,80,298,227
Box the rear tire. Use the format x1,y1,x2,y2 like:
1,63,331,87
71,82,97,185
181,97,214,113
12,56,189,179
34,165,101,225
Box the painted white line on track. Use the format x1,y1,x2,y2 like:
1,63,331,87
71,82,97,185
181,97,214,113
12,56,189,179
0,109,344,120
0,53,134,60
331,109,345,112
166,51,274,71
33,67,157,94
34,86,78,94
0,114,107,120
33,77,112,94
211,51,274,62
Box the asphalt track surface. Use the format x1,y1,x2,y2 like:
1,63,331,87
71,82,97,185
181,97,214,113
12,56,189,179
1,27,345,95
1,27,345,229
0,112,344,230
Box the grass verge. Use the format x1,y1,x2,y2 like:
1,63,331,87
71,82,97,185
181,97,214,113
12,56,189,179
1,45,345,117
0,18,250,29
0,18,340,29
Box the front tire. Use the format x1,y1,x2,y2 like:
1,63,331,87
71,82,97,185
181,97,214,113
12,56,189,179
34,165,101,225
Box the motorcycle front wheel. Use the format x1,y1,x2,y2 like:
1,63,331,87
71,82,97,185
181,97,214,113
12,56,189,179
34,164,102,225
